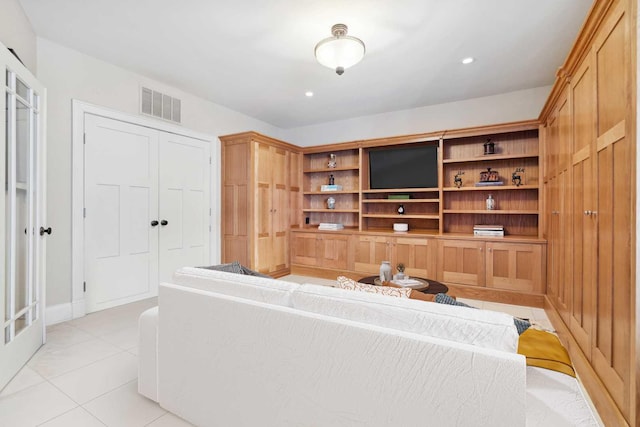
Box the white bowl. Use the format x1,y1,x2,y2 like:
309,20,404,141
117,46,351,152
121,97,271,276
393,223,409,232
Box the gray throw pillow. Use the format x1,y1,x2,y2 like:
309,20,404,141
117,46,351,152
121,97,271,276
434,293,531,335
198,261,271,279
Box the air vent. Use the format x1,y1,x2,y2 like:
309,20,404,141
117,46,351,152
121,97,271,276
141,87,181,124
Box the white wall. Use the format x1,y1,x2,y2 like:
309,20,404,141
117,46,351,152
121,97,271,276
0,0,37,73
281,86,551,146
37,38,283,307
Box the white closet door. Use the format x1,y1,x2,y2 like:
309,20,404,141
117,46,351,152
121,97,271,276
84,115,159,313
158,133,210,283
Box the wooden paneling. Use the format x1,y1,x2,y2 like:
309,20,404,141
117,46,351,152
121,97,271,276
392,237,435,278
291,232,320,267
352,235,391,274
318,234,349,270
540,1,636,424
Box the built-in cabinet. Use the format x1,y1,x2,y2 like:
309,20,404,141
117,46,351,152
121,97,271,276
541,0,635,425
221,132,301,277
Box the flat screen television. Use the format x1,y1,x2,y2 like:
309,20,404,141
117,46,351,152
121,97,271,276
369,145,438,189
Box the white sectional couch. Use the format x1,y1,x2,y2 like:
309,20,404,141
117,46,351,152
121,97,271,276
139,267,526,426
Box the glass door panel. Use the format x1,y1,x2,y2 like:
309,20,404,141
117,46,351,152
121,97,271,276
0,42,46,390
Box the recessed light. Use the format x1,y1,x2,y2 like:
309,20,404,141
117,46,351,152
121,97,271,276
305,91,314,97
462,57,475,65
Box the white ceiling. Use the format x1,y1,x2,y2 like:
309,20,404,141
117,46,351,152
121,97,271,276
20,0,592,128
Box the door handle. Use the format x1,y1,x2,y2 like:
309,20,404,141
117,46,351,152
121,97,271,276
39,226,52,236
160,220,168,226
151,220,159,227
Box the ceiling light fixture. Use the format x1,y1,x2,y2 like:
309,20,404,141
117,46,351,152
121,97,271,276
462,57,475,65
305,91,314,97
315,24,365,75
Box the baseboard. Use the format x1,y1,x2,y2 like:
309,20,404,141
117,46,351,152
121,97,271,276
544,296,629,427
45,303,73,326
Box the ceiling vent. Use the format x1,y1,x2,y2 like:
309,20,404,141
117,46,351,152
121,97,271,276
140,87,181,124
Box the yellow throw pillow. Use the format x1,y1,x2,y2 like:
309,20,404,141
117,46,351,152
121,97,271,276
336,276,411,298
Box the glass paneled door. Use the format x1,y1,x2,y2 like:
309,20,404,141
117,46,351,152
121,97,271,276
0,44,47,390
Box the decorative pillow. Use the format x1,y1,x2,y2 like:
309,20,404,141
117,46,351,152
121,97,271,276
336,276,411,298
435,293,531,335
199,261,271,278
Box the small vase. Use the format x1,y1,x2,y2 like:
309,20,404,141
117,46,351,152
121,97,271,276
327,196,336,209
486,194,495,210
379,261,392,283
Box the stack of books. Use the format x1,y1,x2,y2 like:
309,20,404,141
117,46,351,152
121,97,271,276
318,223,344,231
473,224,504,237
320,184,343,191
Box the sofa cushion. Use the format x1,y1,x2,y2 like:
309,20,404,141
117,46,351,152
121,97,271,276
336,276,411,298
172,267,298,307
292,283,519,353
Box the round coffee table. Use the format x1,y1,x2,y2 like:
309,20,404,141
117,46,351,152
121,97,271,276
359,276,448,295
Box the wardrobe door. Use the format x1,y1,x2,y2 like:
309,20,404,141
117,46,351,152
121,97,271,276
84,115,159,313
592,3,632,419
158,133,210,283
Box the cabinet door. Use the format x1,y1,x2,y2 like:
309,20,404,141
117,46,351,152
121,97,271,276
570,53,596,359
352,235,391,274
290,232,320,267
592,4,632,417
318,234,349,270
254,142,273,273
436,240,485,286
271,147,289,272
392,237,435,279
486,243,543,293
289,151,303,229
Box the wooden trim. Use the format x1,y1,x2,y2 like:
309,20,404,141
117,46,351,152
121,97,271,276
544,296,630,427
596,119,626,151
219,131,301,152
539,0,616,121
301,120,540,154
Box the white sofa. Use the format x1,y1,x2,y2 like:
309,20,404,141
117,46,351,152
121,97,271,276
138,267,527,426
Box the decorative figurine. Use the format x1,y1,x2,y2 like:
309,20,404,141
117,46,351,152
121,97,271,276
479,168,500,182
486,194,496,210
397,204,405,215
328,174,335,185
454,170,465,188
512,167,525,187
328,153,337,168
483,139,495,155
327,196,336,209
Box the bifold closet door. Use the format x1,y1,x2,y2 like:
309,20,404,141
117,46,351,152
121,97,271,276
84,115,159,313
157,133,210,283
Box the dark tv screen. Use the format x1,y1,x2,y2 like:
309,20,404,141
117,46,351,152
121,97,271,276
369,145,438,189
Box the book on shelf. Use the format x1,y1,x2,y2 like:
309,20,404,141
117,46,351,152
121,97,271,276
318,223,344,230
387,194,410,199
474,229,505,237
320,185,343,192
473,224,504,231
474,181,504,187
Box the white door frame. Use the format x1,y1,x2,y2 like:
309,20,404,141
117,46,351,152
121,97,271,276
71,100,216,318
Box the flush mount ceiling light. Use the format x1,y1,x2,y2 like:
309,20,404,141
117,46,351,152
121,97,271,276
462,57,475,64
314,23,365,75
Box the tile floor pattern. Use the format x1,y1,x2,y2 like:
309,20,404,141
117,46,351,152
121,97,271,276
0,274,597,426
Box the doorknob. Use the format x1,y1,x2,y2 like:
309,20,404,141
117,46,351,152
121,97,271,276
151,220,159,227
39,226,52,236
160,220,168,226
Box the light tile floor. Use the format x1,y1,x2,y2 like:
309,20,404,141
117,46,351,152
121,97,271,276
0,275,602,426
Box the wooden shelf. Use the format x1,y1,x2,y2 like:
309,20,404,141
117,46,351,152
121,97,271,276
442,153,538,164
363,187,438,193
362,198,439,203
303,166,359,173
443,185,538,191
443,209,539,215
362,214,440,219
439,232,545,243
303,209,359,213
304,191,359,195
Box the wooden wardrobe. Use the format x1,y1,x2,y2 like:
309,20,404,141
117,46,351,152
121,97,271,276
540,0,637,424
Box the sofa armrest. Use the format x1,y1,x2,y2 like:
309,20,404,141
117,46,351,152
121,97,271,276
138,306,159,402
